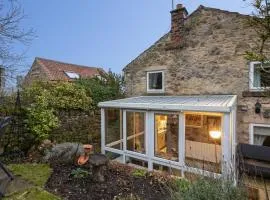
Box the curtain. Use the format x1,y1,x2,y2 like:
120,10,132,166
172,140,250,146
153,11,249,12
254,126,270,145
253,66,261,87
149,73,162,89
254,135,266,145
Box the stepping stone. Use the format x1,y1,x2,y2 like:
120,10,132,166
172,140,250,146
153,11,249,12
5,176,33,196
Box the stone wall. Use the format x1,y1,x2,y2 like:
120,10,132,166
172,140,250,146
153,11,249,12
50,110,101,151
23,61,49,86
123,6,270,144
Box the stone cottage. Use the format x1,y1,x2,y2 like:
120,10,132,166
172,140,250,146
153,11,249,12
24,57,103,85
99,4,270,197
123,5,270,145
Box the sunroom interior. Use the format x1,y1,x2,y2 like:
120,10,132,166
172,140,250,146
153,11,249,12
99,95,237,178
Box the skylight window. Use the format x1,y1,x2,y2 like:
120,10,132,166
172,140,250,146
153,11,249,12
64,71,80,79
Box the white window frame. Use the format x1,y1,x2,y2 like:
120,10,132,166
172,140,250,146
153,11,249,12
249,61,270,91
125,110,147,155
249,123,270,145
147,71,165,93
153,111,181,163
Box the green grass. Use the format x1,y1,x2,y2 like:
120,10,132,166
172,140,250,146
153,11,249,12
7,163,52,187
5,163,60,200
4,187,60,200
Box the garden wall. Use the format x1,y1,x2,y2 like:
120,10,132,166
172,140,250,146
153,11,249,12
50,110,101,151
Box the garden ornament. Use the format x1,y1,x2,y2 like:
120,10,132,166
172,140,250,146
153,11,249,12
77,144,93,165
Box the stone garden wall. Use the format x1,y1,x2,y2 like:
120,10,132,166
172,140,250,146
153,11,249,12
50,110,101,151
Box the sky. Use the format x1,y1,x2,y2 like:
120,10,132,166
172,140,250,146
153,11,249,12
17,0,254,75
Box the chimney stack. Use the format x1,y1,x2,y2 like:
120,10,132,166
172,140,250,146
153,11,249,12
170,4,188,46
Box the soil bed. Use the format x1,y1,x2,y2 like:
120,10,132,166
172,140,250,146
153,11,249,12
46,162,172,200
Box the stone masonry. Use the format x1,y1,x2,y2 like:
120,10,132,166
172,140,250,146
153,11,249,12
123,5,270,144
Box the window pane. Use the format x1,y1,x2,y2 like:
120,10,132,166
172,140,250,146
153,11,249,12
148,72,163,90
105,109,122,150
155,114,179,161
254,64,270,87
254,126,270,146
185,113,222,173
126,112,145,153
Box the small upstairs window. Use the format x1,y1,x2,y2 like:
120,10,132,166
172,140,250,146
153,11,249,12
64,71,80,79
249,62,270,90
147,71,164,93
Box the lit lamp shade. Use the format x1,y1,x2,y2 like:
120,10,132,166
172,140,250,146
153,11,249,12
209,131,222,139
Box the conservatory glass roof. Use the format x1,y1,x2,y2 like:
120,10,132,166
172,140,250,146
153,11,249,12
98,95,237,113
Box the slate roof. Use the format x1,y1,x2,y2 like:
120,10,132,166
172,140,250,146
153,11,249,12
35,57,103,81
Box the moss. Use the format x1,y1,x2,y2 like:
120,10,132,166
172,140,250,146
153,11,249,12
4,187,60,200
7,163,52,187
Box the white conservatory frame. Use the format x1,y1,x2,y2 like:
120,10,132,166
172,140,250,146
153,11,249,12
99,95,237,179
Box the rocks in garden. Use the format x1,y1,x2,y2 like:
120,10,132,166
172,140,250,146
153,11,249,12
88,154,108,182
43,142,85,164
28,139,54,162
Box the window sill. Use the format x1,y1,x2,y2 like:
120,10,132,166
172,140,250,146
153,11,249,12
242,90,270,97
147,90,165,94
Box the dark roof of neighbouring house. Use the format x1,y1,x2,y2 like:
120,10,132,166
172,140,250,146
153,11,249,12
123,5,250,71
34,57,103,81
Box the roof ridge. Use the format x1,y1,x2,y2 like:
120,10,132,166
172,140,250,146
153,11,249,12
123,5,250,71
35,57,102,70
190,5,250,18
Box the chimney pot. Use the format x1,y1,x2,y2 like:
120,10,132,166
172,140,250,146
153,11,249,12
176,4,183,9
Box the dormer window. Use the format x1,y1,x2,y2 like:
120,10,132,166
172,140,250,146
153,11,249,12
147,71,164,93
249,62,270,90
64,71,80,79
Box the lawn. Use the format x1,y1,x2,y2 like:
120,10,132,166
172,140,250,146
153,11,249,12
4,187,59,200
4,163,60,200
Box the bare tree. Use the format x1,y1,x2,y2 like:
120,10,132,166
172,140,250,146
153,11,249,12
0,0,33,88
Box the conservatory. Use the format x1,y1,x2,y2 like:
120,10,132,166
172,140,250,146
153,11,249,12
98,95,237,178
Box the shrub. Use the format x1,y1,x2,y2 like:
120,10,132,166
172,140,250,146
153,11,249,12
20,71,124,146
171,177,247,200
131,169,147,178
76,70,125,110
70,168,90,179
173,178,190,194
22,81,92,142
